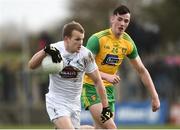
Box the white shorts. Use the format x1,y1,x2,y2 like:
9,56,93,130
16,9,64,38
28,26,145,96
45,93,80,129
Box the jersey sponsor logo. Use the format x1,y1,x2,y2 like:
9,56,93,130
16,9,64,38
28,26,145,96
101,54,119,66
59,66,79,78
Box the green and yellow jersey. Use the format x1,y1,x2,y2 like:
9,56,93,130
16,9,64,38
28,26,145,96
84,28,138,86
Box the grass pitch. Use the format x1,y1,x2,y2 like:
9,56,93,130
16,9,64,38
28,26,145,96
0,124,179,129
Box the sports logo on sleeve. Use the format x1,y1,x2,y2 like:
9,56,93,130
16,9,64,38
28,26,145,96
101,54,119,66
88,52,94,62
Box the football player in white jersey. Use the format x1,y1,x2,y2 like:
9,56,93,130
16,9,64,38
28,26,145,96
28,21,116,129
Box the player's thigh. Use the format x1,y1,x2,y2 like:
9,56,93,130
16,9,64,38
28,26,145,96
53,116,74,129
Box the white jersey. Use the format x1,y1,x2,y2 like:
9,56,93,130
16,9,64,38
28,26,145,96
46,41,97,111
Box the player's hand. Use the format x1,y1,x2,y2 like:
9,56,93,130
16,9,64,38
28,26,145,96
44,45,62,63
106,74,121,84
101,106,113,123
151,96,160,112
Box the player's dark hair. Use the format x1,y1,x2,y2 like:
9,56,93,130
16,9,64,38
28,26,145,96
113,5,130,15
63,21,85,38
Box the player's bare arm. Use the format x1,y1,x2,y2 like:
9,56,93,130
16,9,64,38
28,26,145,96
86,69,109,108
130,56,160,112
28,50,46,69
29,45,62,70
100,71,121,84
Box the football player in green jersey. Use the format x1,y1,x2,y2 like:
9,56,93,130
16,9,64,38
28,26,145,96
81,5,160,129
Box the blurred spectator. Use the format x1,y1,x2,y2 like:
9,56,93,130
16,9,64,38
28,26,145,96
0,63,17,102
38,31,53,50
126,21,160,56
148,57,180,103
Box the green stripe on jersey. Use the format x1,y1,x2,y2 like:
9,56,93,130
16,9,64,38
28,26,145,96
123,32,139,59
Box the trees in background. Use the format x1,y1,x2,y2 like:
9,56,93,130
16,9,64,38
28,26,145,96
140,0,180,54
65,0,179,54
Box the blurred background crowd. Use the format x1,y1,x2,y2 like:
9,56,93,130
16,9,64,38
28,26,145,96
0,0,180,128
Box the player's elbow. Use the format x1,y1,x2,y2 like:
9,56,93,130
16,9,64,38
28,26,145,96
93,78,100,87
94,79,104,89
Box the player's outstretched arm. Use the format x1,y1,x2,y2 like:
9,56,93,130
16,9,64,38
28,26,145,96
130,56,160,112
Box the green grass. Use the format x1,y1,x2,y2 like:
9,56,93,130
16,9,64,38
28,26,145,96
0,124,53,129
118,124,180,129
0,124,179,129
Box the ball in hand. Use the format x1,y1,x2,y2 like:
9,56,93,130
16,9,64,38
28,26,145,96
41,55,63,73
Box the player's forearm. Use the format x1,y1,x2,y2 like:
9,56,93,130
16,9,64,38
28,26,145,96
96,86,109,108
99,71,110,80
99,71,107,80
89,69,109,108
95,81,109,108
140,68,159,98
28,50,46,69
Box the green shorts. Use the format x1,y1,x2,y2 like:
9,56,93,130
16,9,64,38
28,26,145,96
81,83,115,112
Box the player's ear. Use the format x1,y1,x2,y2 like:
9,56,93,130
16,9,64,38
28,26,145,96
110,15,115,25
64,36,69,42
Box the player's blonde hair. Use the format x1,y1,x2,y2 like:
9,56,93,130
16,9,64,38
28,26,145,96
62,21,85,38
